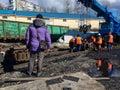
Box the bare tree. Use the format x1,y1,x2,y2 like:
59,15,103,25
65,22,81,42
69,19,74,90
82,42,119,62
64,0,71,14
41,8,47,12
74,2,80,14
38,0,47,12
0,3,9,10
74,1,90,14
49,6,58,13
74,2,87,14
0,3,4,9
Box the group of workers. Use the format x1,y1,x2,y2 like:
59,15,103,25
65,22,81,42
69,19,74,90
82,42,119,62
69,32,114,52
69,32,114,77
90,32,114,51
2,13,114,78
69,34,82,52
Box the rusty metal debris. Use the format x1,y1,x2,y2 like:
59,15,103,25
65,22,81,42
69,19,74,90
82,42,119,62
63,75,79,82
46,77,64,86
63,87,72,90
14,49,29,62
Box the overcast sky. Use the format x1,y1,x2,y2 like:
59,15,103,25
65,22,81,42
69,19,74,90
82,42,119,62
0,0,120,17
0,0,119,10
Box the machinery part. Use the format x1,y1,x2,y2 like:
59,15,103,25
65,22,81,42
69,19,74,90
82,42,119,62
77,0,120,35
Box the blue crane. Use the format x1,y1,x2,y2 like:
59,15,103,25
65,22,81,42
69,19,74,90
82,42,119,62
77,0,120,36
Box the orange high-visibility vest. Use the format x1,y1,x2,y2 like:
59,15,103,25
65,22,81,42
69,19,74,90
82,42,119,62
94,38,96,42
107,35,113,43
76,37,82,44
97,59,102,67
69,38,74,43
93,37,96,42
96,37,102,44
108,62,112,70
90,37,96,42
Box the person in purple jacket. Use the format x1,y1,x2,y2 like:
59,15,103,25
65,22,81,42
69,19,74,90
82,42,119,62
26,14,51,77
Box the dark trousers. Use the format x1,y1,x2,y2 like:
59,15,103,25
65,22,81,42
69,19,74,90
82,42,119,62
69,43,74,53
28,51,45,74
107,43,112,51
76,44,82,52
96,44,101,51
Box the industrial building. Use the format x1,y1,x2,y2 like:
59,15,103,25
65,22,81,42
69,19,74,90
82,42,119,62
0,10,104,30
8,0,40,11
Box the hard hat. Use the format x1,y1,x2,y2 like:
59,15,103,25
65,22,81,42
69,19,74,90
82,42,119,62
108,32,112,35
98,33,101,35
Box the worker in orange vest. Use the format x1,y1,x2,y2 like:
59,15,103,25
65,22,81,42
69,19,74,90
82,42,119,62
90,36,96,43
90,36,96,51
97,59,102,71
107,32,113,51
69,37,75,53
96,33,102,51
98,58,113,77
75,34,82,52
107,61,113,77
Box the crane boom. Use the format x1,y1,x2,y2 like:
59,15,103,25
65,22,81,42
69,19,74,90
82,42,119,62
77,0,120,35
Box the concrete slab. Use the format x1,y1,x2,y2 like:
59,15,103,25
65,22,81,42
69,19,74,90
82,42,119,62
0,72,105,90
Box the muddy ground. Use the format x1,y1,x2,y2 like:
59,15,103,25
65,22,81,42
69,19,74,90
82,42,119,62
0,47,120,90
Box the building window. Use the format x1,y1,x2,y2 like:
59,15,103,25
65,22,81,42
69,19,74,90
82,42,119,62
63,19,66,22
44,18,49,20
27,17,31,20
2,16,7,19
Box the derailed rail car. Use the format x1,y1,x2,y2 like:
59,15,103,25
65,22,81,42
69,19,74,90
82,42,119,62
0,20,69,42
47,25,69,42
0,20,30,41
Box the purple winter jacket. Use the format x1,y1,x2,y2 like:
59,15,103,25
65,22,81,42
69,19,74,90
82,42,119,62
25,20,51,52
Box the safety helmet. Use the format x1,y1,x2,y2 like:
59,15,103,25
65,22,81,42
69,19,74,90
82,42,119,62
98,33,101,36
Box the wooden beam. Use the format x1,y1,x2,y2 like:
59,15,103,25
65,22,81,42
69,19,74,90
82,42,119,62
92,77,110,80
3,77,42,82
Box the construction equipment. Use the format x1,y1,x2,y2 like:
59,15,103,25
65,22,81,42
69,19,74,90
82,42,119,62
77,0,120,36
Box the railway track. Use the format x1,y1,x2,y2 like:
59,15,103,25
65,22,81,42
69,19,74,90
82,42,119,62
0,49,88,74
0,43,119,74
45,51,84,62
0,49,89,88
0,46,120,89
45,50,69,58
